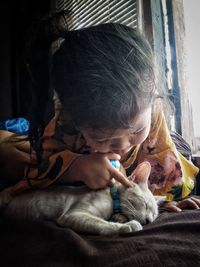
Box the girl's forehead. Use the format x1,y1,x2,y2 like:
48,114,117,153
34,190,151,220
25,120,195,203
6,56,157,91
85,128,128,140
83,108,152,140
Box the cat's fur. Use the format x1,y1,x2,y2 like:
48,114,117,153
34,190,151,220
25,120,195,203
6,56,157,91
5,162,158,235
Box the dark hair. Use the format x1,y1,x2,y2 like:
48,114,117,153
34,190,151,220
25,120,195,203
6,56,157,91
52,23,156,130
26,22,156,161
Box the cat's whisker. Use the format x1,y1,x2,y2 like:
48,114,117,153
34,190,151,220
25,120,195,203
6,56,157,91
122,199,137,212
121,203,137,217
121,202,133,211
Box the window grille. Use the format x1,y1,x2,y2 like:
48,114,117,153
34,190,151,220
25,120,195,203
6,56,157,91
52,0,140,30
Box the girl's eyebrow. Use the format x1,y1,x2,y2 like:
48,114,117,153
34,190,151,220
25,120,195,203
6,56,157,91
92,136,115,141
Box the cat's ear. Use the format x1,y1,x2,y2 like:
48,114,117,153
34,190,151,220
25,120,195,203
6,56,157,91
129,161,151,188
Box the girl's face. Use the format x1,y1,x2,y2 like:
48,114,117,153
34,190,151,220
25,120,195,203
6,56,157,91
80,108,152,158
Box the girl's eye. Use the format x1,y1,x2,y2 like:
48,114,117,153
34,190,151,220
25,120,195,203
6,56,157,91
96,140,107,144
130,127,145,135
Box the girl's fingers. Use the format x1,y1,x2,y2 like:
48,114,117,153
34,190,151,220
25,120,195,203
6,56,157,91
177,198,200,210
106,153,121,161
160,198,200,213
190,197,200,207
109,166,132,187
15,140,31,153
168,205,182,212
160,203,182,212
108,178,116,187
13,147,37,164
102,153,131,187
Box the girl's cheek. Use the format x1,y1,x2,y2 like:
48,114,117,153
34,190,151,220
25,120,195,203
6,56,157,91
138,128,150,143
86,140,107,150
130,128,150,146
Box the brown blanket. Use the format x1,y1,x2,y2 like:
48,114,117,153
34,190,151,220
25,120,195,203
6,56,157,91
0,210,200,267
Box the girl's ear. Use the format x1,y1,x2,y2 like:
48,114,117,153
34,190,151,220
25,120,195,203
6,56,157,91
129,161,151,187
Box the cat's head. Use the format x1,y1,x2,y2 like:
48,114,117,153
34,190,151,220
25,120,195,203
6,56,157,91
119,161,158,225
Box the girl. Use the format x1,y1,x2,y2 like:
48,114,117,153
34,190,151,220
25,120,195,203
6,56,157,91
0,23,199,211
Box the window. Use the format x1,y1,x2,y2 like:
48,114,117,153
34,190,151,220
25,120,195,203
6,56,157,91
51,0,141,30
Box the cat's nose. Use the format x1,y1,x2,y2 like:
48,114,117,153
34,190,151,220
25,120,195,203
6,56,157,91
146,215,153,224
146,218,150,224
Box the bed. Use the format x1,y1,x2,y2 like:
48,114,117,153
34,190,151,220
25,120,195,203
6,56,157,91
0,208,200,267
0,121,200,266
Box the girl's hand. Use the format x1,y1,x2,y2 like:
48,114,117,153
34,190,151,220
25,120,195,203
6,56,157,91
61,152,131,189
160,196,200,212
0,130,35,182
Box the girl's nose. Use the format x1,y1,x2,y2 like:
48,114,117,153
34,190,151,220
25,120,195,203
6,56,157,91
111,140,130,151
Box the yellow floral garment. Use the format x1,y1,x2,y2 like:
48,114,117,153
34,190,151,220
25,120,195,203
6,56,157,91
0,104,199,205
122,110,199,201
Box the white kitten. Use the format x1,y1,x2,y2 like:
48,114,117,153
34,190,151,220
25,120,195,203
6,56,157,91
5,162,158,235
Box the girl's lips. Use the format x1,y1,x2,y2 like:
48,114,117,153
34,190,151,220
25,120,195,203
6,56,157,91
112,146,133,155
90,147,133,156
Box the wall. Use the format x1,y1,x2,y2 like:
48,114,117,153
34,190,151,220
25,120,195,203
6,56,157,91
183,0,200,142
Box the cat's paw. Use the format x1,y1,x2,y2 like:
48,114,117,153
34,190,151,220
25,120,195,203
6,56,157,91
125,220,143,232
118,224,133,234
101,221,143,235
100,222,129,235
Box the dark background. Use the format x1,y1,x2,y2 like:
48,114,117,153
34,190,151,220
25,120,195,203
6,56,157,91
0,0,51,120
